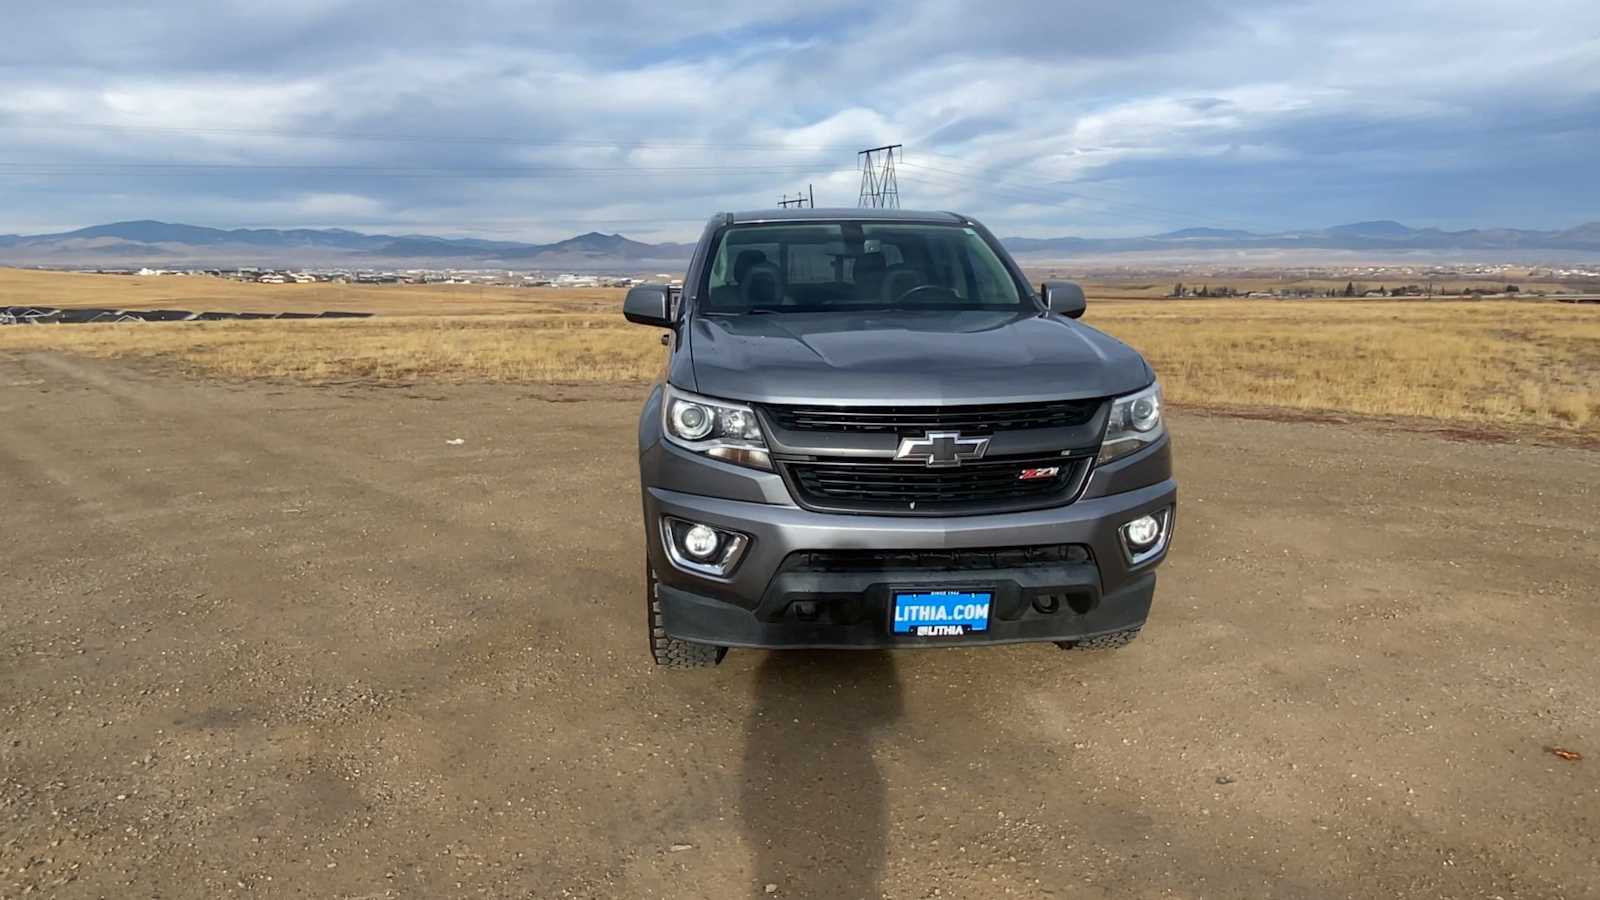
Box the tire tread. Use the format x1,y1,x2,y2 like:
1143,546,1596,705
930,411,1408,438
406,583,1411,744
647,569,726,668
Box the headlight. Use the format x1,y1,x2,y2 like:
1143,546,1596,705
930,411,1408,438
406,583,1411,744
662,385,771,470
1097,381,1164,465
670,401,714,440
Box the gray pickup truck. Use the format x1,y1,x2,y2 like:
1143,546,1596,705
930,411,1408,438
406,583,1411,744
625,208,1176,667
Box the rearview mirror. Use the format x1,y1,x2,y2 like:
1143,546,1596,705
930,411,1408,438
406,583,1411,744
624,284,675,327
1042,281,1086,319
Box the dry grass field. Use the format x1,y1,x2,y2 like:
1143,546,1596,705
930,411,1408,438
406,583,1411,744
0,266,620,316
1037,270,1600,300
3,268,1597,439
1089,299,1600,434
0,315,659,383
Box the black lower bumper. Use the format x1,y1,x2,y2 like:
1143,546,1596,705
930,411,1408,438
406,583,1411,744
658,567,1156,650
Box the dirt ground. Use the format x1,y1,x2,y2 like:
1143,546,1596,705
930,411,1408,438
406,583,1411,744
1,353,1596,900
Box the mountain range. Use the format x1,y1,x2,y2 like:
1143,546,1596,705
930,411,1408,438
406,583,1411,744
1002,220,1600,258
0,221,694,269
2,219,1598,268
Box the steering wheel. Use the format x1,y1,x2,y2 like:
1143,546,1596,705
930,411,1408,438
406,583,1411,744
891,283,962,305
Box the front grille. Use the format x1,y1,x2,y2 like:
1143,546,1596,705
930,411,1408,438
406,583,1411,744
782,453,1091,515
763,400,1102,434
783,544,1091,574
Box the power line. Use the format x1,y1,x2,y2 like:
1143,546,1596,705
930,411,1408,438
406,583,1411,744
900,161,1262,231
0,118,1282,232
0,121,843,153
900,164,1175,226
1,120,1258,227
899,153,1267,231
0,163,857,180
0,209,715,230
900,167,1220,233
908,148,1183,205
901,160,1178,219
0,160,844,169
0,161,846,173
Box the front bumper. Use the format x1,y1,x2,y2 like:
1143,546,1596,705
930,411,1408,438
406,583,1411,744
643,463,1177,650
658,569,1157,650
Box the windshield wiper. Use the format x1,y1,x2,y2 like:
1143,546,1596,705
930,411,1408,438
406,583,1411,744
702,307,783,316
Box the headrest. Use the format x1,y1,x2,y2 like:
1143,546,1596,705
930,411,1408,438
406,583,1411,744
733,250,768,283
855,252,887,277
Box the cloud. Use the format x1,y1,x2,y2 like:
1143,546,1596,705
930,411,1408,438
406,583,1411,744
2,0,1598,239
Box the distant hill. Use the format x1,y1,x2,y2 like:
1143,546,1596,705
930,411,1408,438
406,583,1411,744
1001,220,1600,259
1152,227,1259,240
0,220,696,269
498,231,695,261
1325,220,1415,239
1,218,1598,267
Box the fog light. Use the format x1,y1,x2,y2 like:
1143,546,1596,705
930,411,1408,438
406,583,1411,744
1123,515,1161,550
661,517,751,578
682,524,720,560
1119,508,1172,566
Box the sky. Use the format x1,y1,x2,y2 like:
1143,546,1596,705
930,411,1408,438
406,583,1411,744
3,0,1598,242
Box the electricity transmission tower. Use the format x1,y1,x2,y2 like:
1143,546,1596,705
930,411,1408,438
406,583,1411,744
778,184,815,208
857,145,901,208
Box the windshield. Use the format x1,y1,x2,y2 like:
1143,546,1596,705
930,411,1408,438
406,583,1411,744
699,222,1028,314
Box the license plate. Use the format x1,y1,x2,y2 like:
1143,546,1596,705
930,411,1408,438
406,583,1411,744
891,590,992,638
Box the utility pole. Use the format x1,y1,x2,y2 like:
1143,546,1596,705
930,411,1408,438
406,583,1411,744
857,145,901,208
778,185,815,209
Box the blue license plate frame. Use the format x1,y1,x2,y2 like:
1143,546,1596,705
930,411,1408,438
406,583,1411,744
890,589,993,638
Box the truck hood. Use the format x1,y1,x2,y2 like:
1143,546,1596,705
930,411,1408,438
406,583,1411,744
682,309,1152,405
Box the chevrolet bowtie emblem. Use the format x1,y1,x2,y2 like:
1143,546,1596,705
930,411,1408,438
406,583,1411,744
894,431,991,468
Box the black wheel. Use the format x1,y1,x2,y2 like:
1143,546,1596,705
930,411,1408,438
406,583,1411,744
1056,627,1141,652
647,567,727,668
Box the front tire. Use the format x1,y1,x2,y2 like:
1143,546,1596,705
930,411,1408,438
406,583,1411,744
1056,627,1141,652
647,567,727,668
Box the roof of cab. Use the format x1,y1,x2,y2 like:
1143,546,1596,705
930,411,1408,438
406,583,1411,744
717,208,969,226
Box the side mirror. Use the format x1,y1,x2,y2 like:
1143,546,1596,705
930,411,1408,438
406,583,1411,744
623,283,675,327
1042,281,1087,319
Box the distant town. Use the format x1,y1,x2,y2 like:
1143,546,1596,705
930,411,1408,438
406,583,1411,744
1028,261,1600,301
8,260,1599,303
88,266,683,289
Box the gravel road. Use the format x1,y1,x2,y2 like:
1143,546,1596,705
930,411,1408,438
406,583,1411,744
2,352,1596,899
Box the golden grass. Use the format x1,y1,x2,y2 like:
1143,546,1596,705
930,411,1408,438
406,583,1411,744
1084,299,1600,435
0,316,662,383
0,266,625,316
3,266,1598,439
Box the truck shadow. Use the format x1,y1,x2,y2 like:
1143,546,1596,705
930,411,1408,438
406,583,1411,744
739,651,904,900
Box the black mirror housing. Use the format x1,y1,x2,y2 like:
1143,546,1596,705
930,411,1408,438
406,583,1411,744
1041,281,1087,319
624,284,675,327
